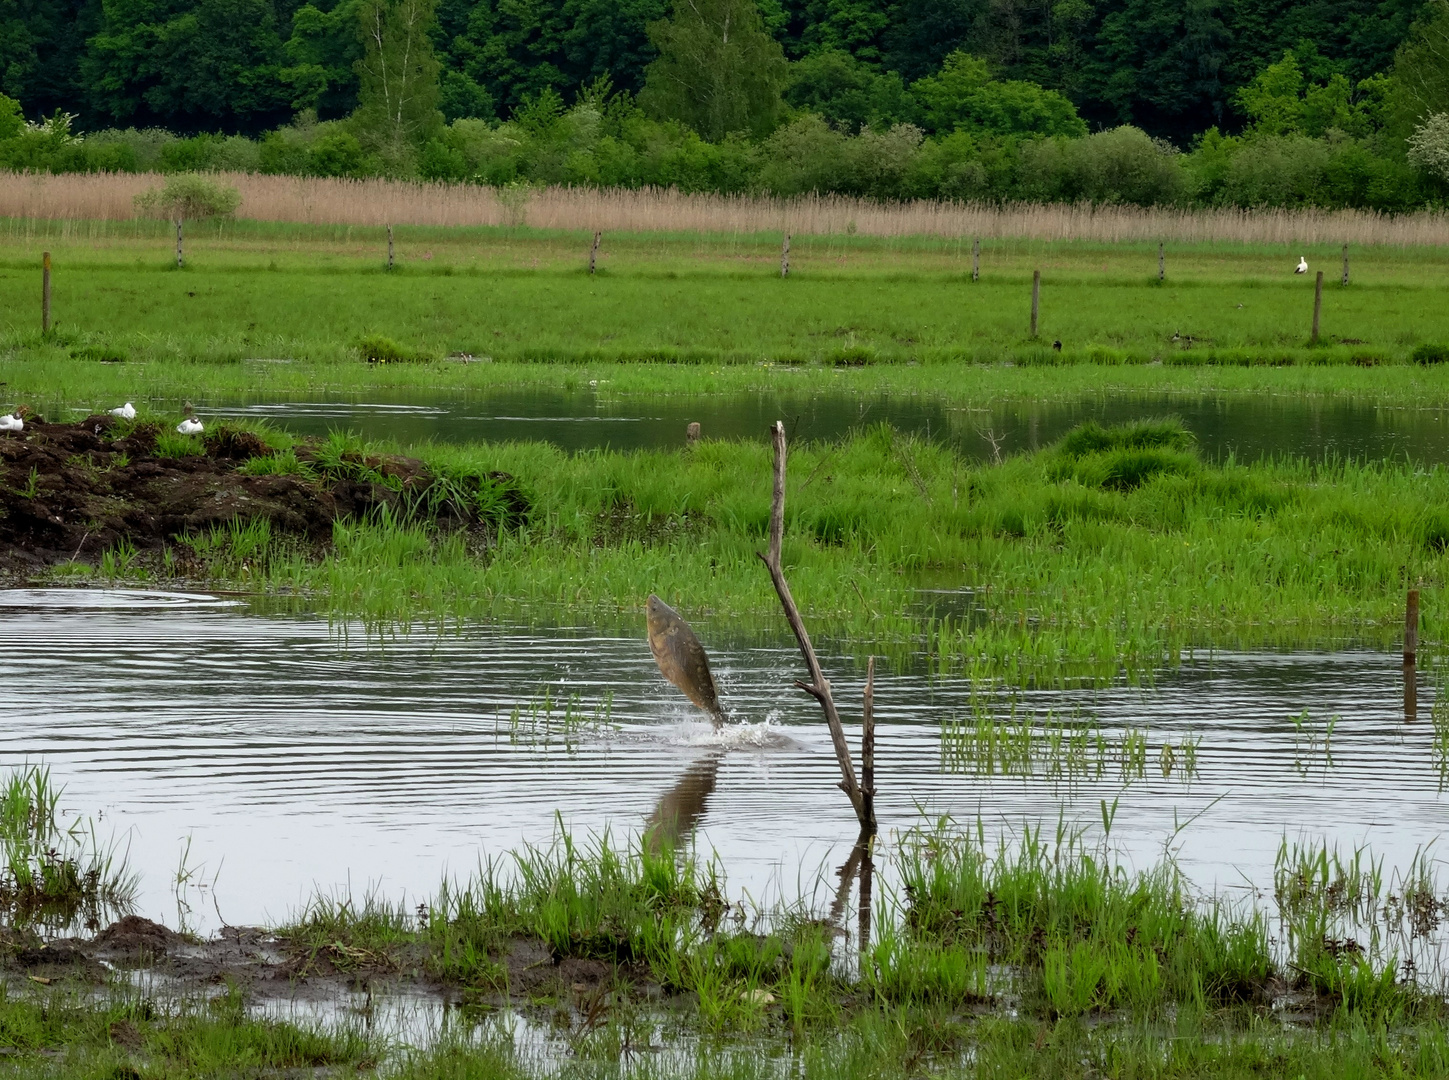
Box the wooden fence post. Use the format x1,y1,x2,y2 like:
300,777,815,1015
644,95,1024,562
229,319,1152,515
781,234,791,278
1158,242,1165,282
589,230,601,274
1311,270,1323,344
175,219,183,268
972,238,980,282
1030,269,1041,338
1405,588,1420,664
1342,244,1350,287
386,224,394,270
42,252,51,335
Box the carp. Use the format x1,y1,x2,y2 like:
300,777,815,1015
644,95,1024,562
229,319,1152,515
647,593,725,726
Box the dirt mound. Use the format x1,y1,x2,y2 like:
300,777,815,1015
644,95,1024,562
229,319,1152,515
94,915,181,958
0,417,527,570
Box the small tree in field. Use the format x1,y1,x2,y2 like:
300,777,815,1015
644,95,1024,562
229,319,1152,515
134,175,241,267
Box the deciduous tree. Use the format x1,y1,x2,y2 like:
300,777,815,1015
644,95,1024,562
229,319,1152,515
639,0,788,140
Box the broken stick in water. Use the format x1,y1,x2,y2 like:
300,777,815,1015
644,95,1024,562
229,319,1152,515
757,420,874,832
647,594,726,726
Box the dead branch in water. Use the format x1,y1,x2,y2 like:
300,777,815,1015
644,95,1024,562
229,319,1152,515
758,420,875,832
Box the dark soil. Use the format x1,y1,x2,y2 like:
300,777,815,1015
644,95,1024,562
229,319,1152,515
0,416,527,570
0,915,657,1017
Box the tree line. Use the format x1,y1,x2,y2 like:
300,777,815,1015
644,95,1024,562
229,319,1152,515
2,0,1449,208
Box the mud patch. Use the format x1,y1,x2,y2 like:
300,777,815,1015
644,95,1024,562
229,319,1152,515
93,915,182,964
0,416,528,569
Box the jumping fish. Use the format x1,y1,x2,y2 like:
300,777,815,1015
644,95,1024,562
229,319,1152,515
646,593,725,726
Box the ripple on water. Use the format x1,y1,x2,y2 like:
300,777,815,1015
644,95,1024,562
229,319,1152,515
2,588,1447,936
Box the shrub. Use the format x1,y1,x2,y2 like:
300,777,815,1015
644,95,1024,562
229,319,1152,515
1020,126,1188,205
1218,135,1329,207
1412,342,1449,364
355,334,430,363
133,174,241,222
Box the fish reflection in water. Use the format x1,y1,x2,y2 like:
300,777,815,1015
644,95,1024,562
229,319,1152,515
644,752,723,852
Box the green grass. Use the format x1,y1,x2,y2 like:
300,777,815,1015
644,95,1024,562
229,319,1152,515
273,817,1449,1078
8,813,1449,1077
0,983,377,1078
53,416,1449,681
0,765,135,932
938,696,1198,782
4,218,1449,368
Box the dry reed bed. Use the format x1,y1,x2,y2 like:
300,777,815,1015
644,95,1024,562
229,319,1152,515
4,170,1449,246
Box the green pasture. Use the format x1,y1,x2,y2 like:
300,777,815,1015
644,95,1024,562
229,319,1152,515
3,218,1449,367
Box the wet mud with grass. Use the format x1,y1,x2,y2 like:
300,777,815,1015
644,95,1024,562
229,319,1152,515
0,415,527,571
10,814,1449,1078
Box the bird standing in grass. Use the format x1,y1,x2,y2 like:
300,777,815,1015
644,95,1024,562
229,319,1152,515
1296,257,1308,274
0,412,22,433
177,415,204,435
110,402,135,420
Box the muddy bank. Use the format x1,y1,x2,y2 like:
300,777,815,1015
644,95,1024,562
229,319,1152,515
0,416,527,570
1,915,647,1017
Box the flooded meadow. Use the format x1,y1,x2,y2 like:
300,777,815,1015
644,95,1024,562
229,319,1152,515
3,587,1445,945
59,386,1449,465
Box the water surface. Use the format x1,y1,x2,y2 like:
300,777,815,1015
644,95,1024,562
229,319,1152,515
153,388,1449,464
3,589,1445,937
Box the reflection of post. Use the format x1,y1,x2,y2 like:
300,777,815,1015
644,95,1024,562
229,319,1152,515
827,831,875,959
828,838,864,927
857,834,873,957
645,753,723,851
861,656,875,828
1405,587,1421,721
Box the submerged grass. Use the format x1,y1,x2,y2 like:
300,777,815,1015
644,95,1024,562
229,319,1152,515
0,982,378,1077
0,765,135,933
939,697,1199,782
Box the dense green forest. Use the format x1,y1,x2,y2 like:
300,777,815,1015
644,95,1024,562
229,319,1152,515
3,0,1449,208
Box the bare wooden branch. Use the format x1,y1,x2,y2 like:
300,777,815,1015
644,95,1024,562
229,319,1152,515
758,420,866,825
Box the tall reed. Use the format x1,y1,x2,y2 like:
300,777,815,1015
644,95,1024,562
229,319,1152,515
6,170,1449,245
